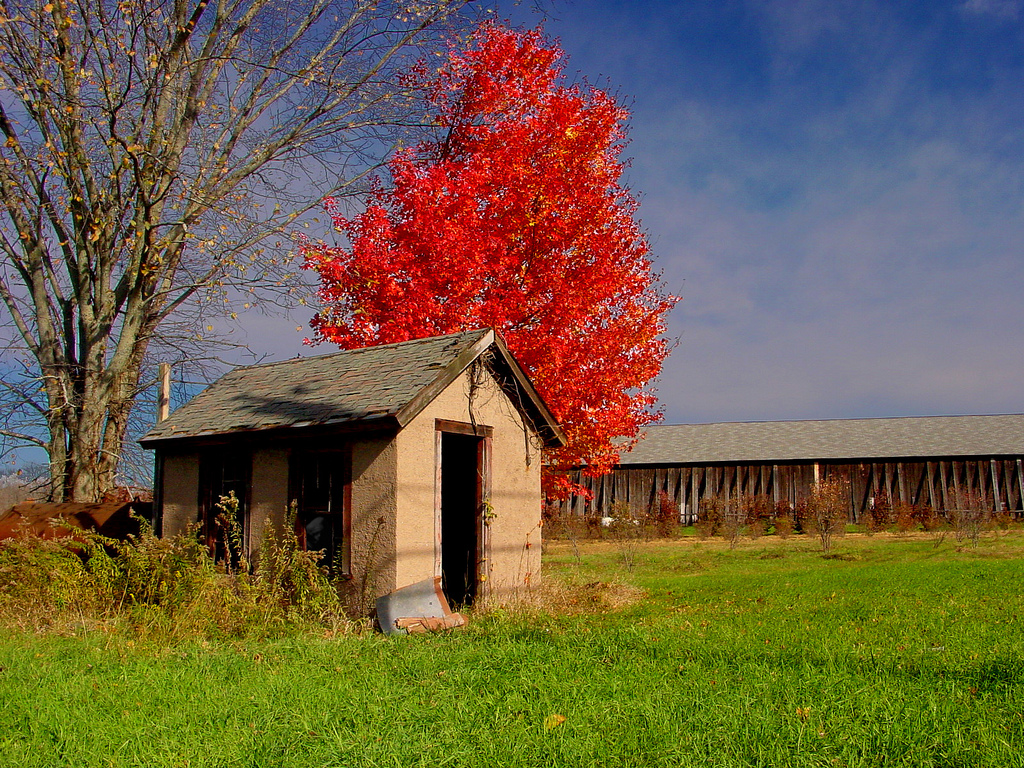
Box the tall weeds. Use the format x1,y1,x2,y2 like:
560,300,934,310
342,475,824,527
0,506,353,638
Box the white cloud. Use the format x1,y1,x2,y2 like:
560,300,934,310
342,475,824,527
633,80,1024,423
962,0,1022,20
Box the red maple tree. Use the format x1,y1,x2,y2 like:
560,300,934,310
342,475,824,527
302,23,678,496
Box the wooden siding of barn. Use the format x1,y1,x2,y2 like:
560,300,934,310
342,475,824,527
556,458,1024,522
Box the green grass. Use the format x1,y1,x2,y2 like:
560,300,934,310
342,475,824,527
1,533,1023,766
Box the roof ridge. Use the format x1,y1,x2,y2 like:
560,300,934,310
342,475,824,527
650,413,1024,428
221,328,491,374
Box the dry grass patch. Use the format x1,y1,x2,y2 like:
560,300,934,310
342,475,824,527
481,578,646,618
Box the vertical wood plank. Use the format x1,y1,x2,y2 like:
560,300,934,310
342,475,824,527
939,461,950,511
1017,459,1024,514
908,463,925,507
989,459,1000,512
926,462,937,510
692,467,700,521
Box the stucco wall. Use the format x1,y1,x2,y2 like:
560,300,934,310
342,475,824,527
341,437,399,614
395,362,544,601
158,446,289,548
248,447,289,551
231,439,399,616
160,451,199,537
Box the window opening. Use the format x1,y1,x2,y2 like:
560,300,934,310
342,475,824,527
290,449,350,575
198,450,249,566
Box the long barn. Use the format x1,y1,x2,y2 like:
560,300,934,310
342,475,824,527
556,414,1024,523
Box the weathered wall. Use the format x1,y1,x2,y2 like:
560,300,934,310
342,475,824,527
248,447,289,552
160,450,199,536
341,436,398,615
557,458,1024,522
395,362,544,601
232,438,400,615
156,438,399,616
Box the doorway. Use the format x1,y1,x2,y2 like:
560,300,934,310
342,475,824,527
439,429,486,607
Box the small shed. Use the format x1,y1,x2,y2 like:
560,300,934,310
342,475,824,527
556,415,1024,523
140,329,564,614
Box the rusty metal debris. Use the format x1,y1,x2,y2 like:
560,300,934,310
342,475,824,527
0,502,149,542
375,577,467,635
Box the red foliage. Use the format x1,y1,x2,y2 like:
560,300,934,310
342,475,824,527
302,24,678,497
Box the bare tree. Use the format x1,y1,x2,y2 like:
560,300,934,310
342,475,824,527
947,488,991,548
0,0,474,500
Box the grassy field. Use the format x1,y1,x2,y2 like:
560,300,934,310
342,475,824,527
1,532,1023,767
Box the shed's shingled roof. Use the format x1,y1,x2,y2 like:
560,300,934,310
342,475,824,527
140,329,565,447
622,414,1024,465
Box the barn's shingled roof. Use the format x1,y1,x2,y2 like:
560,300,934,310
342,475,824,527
622,415,1024,465
140,329,564,447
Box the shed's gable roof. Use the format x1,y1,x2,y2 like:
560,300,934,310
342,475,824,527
623,414,1024,465
141,329,564,447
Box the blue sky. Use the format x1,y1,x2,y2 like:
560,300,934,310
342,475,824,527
501,0,1024,424
250,0,1024,426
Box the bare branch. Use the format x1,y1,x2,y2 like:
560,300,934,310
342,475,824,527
0,0,477,499
0,429,47,448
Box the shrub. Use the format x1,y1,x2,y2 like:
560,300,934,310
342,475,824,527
947,490,992,548
741,495,773,540
803,477,850,552
866,488,892,533
250,501,340,623
606,501,648,572
653,491,681,537
540,511,592,540
916,504,943,532
892,500,917,533
993,510,1014,533
215,491,248,575
695,497,722,539
717,497,746,549
769,500,793,538
0,533,100,623
110,519,215,611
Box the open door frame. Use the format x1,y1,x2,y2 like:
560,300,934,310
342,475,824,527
435,419,492,606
